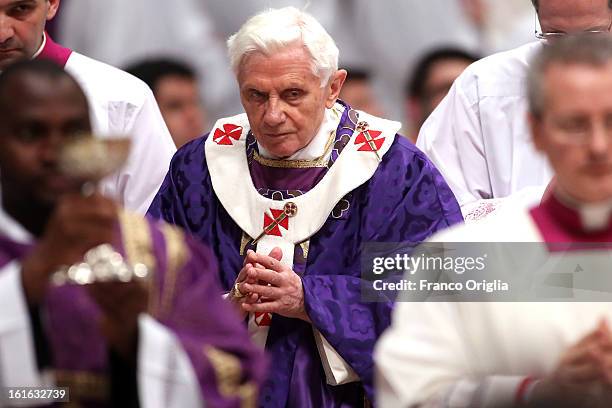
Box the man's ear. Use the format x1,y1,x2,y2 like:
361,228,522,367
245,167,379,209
528,112,546,153
325,69,347,109
46,0,61,21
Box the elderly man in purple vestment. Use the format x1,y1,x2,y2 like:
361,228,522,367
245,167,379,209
148,7,462,407
0,59,265,407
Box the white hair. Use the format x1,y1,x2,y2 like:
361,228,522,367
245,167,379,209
227,7,339,87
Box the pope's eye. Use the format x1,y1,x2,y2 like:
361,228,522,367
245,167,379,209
248,90,267,102
284,89,303,101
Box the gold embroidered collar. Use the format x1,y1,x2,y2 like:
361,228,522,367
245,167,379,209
252,129,336,169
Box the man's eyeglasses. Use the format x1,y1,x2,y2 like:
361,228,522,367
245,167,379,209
534,16,612,40
545,116,612,146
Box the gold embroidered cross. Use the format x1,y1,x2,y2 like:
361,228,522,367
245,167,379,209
355,121,382,162
252,202,298,245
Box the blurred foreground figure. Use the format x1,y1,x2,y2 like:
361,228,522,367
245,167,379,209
127,59,207,148
149,7,462,407
376,35,612,408
417,0,612,221
0,0,176,214
0,60,265,407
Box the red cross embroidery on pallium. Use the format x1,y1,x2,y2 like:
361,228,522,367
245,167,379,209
354,130,384,152
263,209,289,237
212,124,243,146
254,312,272,327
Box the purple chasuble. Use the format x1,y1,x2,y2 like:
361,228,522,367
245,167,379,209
0,217,266,408
148,100,463,407
0,235,30,269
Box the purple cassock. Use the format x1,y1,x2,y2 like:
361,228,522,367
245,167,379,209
0,215,266,407
148,101,463,407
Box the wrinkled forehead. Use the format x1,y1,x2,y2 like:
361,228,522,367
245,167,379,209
237,43,318,75
541,61,612,112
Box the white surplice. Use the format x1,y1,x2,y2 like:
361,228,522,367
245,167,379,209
374,205,612,407
416,41,553,221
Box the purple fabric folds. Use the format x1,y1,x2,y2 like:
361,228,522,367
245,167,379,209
0,218,265,408
148,101,463,407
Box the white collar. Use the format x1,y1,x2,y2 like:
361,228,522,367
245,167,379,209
205,107,400,251
555,188,612,232
31,33,47,60
257,105,342,160
0,191,34,245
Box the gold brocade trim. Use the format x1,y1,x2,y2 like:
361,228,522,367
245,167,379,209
54,369,110,405
159,223,189,317
299,240,310,259
118,210,156,271
204,346,257,408
118,210,158,314
252,129,336,169
239,232,252,256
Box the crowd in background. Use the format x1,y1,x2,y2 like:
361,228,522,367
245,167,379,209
52,0,534,141
4,0,612,407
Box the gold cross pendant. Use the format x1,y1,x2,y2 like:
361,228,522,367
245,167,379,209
356,121,382,162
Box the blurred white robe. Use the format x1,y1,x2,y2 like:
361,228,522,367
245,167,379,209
375,200,612,407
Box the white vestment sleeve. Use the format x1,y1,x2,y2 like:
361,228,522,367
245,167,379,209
416,52,551,220
115,89,176,215
416,75,490,210
137,314,204,408
0,262,42,389
312,329,359,386
375,302,525,408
